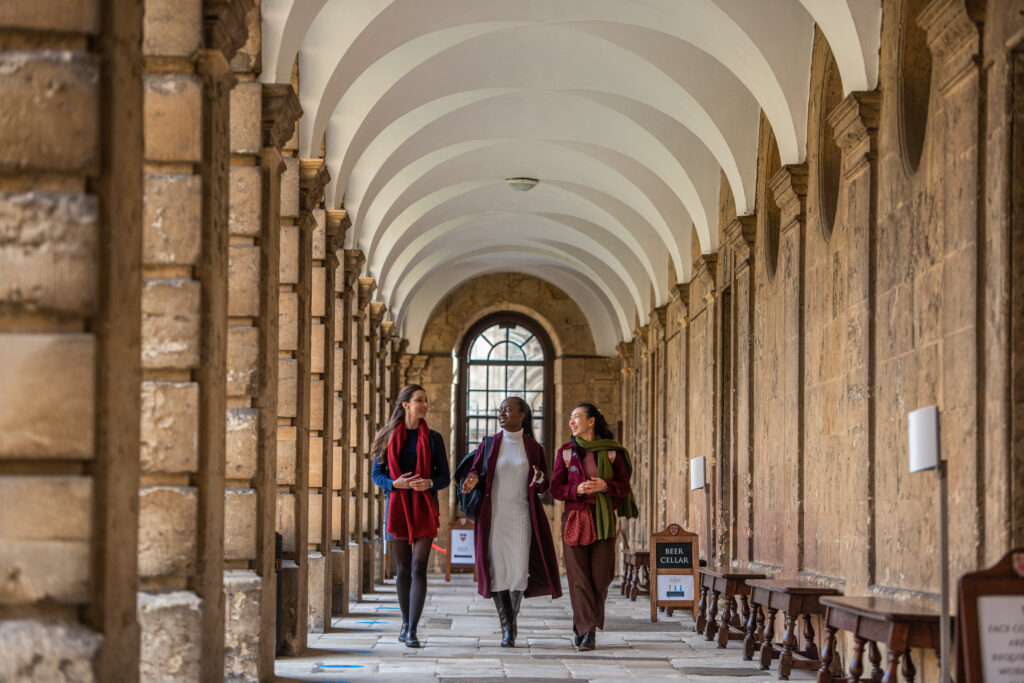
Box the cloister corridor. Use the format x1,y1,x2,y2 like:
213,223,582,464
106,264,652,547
274,574,804,682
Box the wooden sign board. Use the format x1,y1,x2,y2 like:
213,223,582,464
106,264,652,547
445,517,477,582
650,523,699,622
957,548,1024,683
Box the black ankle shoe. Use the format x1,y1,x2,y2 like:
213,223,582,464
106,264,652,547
573,631,584,647
578,631,596,651
398,622,409,643
404,630,420,648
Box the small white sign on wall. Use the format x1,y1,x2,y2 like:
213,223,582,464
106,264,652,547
908,405,939,473
690,456,705,490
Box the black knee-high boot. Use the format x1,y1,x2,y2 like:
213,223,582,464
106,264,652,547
493,591,515,647
509,590,524,643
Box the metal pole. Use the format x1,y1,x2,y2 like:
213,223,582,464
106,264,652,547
938,459,950,683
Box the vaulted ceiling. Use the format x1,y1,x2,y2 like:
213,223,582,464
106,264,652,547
260,0,881,356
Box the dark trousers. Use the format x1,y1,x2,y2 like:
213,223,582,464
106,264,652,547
562,513,616,634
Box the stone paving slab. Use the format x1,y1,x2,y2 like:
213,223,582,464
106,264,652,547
275,573,818,682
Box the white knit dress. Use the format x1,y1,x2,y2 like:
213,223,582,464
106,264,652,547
488,429,531,592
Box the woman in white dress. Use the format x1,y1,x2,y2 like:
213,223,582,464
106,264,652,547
460,397,561,647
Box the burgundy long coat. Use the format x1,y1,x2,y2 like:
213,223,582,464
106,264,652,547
468,431,562,600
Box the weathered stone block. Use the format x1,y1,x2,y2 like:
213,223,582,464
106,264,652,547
228,165,261,237
331,545,347,614
333,347,344,388
276,493,296,552
311,322,325,373
0,192,98,314
0,619,102,682
279,290,298,351
144,74,202,162
142,0,201,57
280,225,299,284
143,174,201,266
0,333,94,459
138,486,197,577
333,397,343,441
308,494,322,544
307,551,325,633
277,425,296,485
277,560,301,654
140,381,199,474
308,436,324,487
0,1,98,33
226,407,258,480
310,379,324,431
223,570,261,682
332,492,342,541
1,539,91,605
311,267,326,317
280,157,299,218
224,488,257,560
312,208,326,260
138,590,202,682
230,4,261,74
228,244,260,317
334,299,345,338
278,358,297,418
332,447,343,490
227,325,258,397
141,278,201,369
229,81,262,155
0,51,98,173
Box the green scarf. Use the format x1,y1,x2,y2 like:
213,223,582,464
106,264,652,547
573,436,640,540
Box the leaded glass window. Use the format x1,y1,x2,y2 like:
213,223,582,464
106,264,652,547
462,320,547,456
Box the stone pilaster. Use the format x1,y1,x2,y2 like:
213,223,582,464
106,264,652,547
339,249,364,611
0,3,143,680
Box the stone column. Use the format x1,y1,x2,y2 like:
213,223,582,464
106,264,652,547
722,217,756,563
827,91,879,587
275,105,305,655
649,306,668,532
341,249,365,611
254,83,301,675
0,2,142,680
368,301,387,584
767,164,809,576
357,277,377,592
688,255,717,562
327,211,351,616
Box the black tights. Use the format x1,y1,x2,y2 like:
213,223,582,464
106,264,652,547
392,538,432,630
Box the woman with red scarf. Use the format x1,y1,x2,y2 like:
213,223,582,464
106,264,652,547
371,384,450,648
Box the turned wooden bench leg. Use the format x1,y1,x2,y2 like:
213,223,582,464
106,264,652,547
743,602,761,661
817,624,838,683
868,641,883,682
705,590,721,641
716,595,735,648
778,612,798,680
901,649,915,683
696,584,709,633
849,635,866,682
803,613,819,660
759,606,778,670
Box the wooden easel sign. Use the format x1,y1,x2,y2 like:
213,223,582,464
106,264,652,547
445,517,476,581
957,548,1024,683
650,524,699,622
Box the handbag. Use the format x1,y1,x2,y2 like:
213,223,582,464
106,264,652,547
454,436,493,521
563,508,598,546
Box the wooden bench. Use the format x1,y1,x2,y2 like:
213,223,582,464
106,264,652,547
744,579,842,679
696,568,766,647
622,550,650,601
817,595,941,683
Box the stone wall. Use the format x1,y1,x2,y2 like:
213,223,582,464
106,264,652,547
616,1,1024,678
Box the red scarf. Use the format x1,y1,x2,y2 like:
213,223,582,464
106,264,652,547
386,420,439,542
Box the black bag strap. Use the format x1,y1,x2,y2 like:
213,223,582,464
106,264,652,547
474,435,494,476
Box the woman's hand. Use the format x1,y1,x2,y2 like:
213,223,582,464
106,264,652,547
408,475,432,491
394,472,426,490
576,477,608,496
461,472,479,494
530,465,544,486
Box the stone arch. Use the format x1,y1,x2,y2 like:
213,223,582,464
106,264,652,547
757,114,784,281
810,28,846,242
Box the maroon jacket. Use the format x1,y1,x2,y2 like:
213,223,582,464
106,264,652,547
469,431,562,600
550,441,631,512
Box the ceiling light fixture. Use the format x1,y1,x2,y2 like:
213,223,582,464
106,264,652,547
505,177,539,192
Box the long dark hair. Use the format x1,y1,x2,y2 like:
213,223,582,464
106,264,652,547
506,396,534,440
574,402,614,440
372,384,426,462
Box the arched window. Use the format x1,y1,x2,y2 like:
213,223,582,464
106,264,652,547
457,312,553,458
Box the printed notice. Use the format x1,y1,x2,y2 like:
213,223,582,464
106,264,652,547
657,574,695,602
450,529,475,565
979,595,1024,683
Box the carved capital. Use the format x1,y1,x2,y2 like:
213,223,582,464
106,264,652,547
299,158,330,213
195,49,236,94
358,277,377,310
204,0,253,62
262,84,301,151
649,305,668,337
670,282,690,308
829,91,881,177
369,301,386,325
326,210,350,251
693,252,718,288
616,341,634,363
343,250,365,288
725,215,756,269
391,336,408,357
768,164,809,234
920,0,980,93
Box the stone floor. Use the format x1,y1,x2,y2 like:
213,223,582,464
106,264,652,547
274,573,818,682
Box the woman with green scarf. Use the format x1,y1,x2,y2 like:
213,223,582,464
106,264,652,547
551,402,638,651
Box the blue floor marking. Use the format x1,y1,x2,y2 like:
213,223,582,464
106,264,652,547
314,664,364,669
